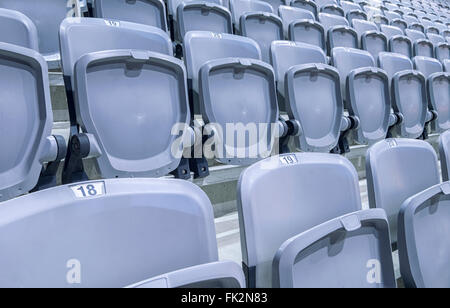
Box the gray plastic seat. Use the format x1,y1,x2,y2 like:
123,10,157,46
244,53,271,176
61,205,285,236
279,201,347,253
0,178,225,287
426,26,441,35
332,47,391,145
398,182,450,288
369,14,389,27
288,19,326,51
0,8,38,50
434,41,450,62
278,5,315,37
93,0,168,32
366,138,440,243
168,0,224,17
229,0,273,30
128,261,245,288
238,152,363,287
340,0,362,14
384,10,402,22
353,19,388,59
378,52,428,138
381,25,413,57
390,18,408,31
444,59,450,71
240,12,283,63
405,28,435,57
439,130,450,181
346,9,368,24
409,22,425,33
176,2,233,42
0,43,66,202
0,0,78,68
320,4,345,17
289,0,318,18
319,13,358,54
274,209,396,288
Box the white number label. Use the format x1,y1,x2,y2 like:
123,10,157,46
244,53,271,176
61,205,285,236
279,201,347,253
104,20,120,27
71,182,105,198
279,155,298,165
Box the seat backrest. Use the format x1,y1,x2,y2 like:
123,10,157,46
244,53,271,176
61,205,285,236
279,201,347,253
238,153,362,287
0,0,75,66
74,50,190,178
444,59,450,72
398,182,450,288
274,209,396,288
177,3,233,42
288,19,326,50
332,47,376,99
270,40,327,96
427,33,446,45
290,0,318,18
439,130,450,181
409,22,425,33
366,138,440,243
229,0,273,25
59,17,172,87
93,0,168,31
0,43,53,202
426,26,441,35
240,12,282,63
352,19,378,38
168,0,223,17
413,55,443,78
380,24,404,39
340,0,362,14
378,51,413,82
278,5,315,35
320,4,344,17
0,178,218,288
405,28,426,41
0,8,38,50
390,18,407,31
384,10,402,22
319,12,349,31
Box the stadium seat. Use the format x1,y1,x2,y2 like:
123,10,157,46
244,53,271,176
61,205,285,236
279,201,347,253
366,138,440,243
444,59,450,71
319,13,358,54
93,0,168,32
230,0,273,32
0,0,78,68
0,43,66,202
384,10,402,22
340,0,361,15
320,4,345,17
426,26,441,35
390,18,407,31
240,11,282,62
289,0,318,18
378,52,429,138
439,130,450,181
287,19,326,51
413,56,449,132
128,261,245,288
352,19,388,58
271,41,347,152
405,29,435,57
409,22,425,33
278,5,315,37
176,2,232,43
0,178,236,287
398,181,450,287
332,47,391,145
184,31,281,165
346,9,368,25
273,209,396,288
0,8,38,50
381,25,413,57
238,153,365,287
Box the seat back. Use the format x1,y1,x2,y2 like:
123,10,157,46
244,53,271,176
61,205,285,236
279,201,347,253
238,153,362,287
290,0,318,18
278,5,315,35
398,182,450,288
444,59,450,72
352,19,378,38
288,19,326,51
319,12,348,31
240,12,283,63
390,18,407,31
409,22,425,33
0,43,53,202
378,51,413,82
413,55,443,78
93,0,168,31
361,31,388,59
427,71,450,133
320,4,344,17
229,0,273,26
381,24,404,39
274,209,396,288
0,8,38,50
439,130,450,181
168,0,223,17
435,42,450,62
366,138,440,243
0,178,217,288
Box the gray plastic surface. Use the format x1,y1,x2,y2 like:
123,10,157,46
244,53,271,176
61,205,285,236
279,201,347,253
340,0,360,14
240,12,283,63
391,18,407,31
413,56,443,78
346,9,368,24
168,0,223,17
319,12,348,31
0,43,54,202
427,32,446,45
366,138,440,243
290,0,317,18
285,63,343,152
439,130,450,181
93,0,168,32
177,2,233,41
0,8,38,50
0,178,218,287
320,4,344,17
278,5,315,37
229,0,273,27
435,42,450,62
362,31,388,59
128,261,245,288
444,59,450,72
59,17,172,87
427,72,450,132
331,47,376,102
409,23,425,33
238,152,363,287
270,41,327,98
380,24,404,39
288,19,326,51
73,50,190,178
389,35,413,58
398,182,450,288
406,28,426,41
352,19,378,39
327,25,358,53
378,51,413,83
273,209,396,288
0,0,75,67
347,67,390,145
198,58,278,165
